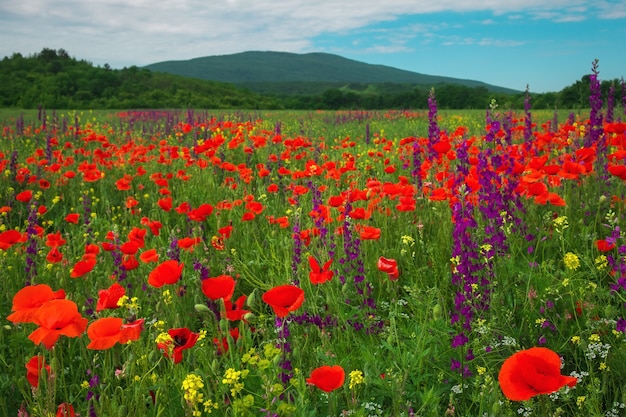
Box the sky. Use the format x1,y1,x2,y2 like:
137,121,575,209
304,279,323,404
1,0,625,93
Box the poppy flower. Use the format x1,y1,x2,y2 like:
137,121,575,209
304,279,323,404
222,295,250,321
45,232,67,247
148,260,184,288
16,189,33,203
308,256,334,285
498,347,577,401
7,284,66,324
358,225,381,240
306,365,345,392
596,239,616,252
122,254,139,270
201,275,236,301
25,355,51,388
157,327,199,364
70,258,97,278
96,282,126,311
213,327,240,355
86,317,144,350
177,237,202,252
377,256,399,280
28,299,88,349
56,403,75,417
87,317,126,350
188,203,214,221
46,247,64,263
0,229,23,250
262,285,305,318
157,197,172,212
139,248,159,263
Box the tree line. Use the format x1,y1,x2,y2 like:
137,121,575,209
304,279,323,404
1,48,623,110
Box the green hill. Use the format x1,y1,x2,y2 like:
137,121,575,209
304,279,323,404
143,51,520,95
0,48,278,109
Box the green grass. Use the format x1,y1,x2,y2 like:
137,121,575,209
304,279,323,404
1,107,626,416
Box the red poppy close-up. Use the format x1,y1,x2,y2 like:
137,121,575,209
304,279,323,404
96,282,126,311
262,285,305,318
201,274,236,301
28,299,88,349
148,259,184,288
306,365,345,392
222,295,250,321
157,327,199,364
56,403,76,417
498,347,577,401
86,317,144,350
7,284,66,324
25,355,51,388
308,256,334,285
70,258,97,278
377,256,400,280
0,229,24,250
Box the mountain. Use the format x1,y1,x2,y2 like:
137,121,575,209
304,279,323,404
143,51,520,95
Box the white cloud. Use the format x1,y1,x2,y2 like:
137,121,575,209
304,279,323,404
0,0,621,67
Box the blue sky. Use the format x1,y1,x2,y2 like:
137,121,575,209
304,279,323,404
1,0,625,93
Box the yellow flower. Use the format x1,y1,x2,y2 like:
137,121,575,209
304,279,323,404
563,252,580,270
553,216,569,231
349,370,365,389
571,336,581,345
595,255,608,270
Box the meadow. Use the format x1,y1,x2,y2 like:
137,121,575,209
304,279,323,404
2,89,626,416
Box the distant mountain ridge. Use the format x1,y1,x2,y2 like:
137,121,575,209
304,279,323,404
143,51,520,95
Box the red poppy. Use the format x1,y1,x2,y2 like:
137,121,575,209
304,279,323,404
498,347,577,401
139,248,159,263
87,317,144,350
96,282,126,311
122,254,140,270
0,229,23,250
306,365,345,392
157,327,199,364
120,318,145,342
358,225,381,240
262,285,305,318
28,299,88,349
25,355,51,388
127,227,146,248
16,189,33,203
120,240,140,255
45,232,67,247
222,295,250,321
308,256,334,285
7,284,66,324
188,203,214,221
177,237,202,252
56,403,76,417
46,247,64,263
213,327,240,354
148,260,184,288
596,239,616,252
70,258,97,278
201,275,236,301
157,197,172,212
64,213,80,224
377,256,399,280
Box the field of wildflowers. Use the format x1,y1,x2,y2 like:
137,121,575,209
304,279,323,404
3,64,626,416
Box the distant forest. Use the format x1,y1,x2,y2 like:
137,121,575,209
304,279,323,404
1,48,624,110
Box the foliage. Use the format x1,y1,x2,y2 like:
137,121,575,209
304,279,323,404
0,48,279,109
3,48,622,111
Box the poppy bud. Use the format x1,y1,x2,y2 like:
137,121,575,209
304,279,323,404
194,304,211,313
